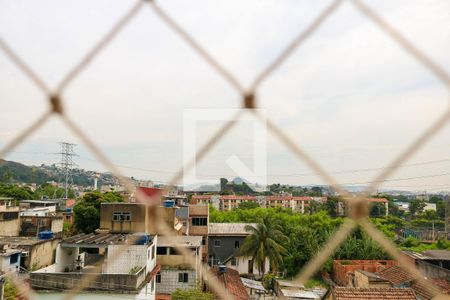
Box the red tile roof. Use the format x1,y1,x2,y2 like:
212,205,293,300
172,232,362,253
331,287,416,300
367,198,388,203
210,266,249,300
411,279,450,300
377,266,414,285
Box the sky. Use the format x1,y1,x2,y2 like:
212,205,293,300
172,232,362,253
1,0,450,192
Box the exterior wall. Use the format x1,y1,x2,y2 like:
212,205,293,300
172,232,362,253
416,260,450,280
0,253,21,273
106,244,150,274
333,260,396,286
20,216,63,237
225,256,270,275
31,267,147,291
156,269,197,294
55,245,80,272
0,219,20,236
26,239,59,271
100,203,147,233
208,236,246,266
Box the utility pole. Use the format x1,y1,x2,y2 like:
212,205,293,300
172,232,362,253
58,142,78,199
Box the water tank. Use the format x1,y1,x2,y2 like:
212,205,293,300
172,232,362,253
163,200,175,208
132,233,150,245
38,231,54,240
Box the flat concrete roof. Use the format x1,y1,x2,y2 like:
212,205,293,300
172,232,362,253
157,236,202,248
0,236,54,246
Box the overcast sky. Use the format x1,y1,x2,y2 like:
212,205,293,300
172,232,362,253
1,0,449,192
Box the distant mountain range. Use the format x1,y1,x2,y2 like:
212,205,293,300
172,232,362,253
0,159,117,187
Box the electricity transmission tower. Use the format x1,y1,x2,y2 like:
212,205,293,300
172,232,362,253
58,142,78,199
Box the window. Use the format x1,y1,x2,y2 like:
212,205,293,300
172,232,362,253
178,272,189,283
231,258,237,266
192,217,207,226
156,247,167,255
214,240,221,247
202,237,206,245
10,253,19,264
112,212,131,221
156,272,161,283
152,245,155,259
234,241,240,248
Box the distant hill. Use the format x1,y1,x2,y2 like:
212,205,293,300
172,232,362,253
0,159,116,187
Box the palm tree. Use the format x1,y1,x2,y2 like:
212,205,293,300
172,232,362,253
238,215,287,276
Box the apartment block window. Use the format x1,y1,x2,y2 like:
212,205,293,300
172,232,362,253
192,217,207,226
234,241,240,249
178,272,189,283
152,245,155,259
112,212,131,221
214,239,221,247
156,272,161,283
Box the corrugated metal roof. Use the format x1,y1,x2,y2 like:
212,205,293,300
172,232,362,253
240,277,266,292
61,233,153,247
209,223,257,235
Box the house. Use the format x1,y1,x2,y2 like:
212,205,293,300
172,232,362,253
0,236,59,271
0,198,20,236
99,202,182,235
376,265,450,299
209,266,249,300
324,287,417,300
208,223,269,275
155,236,202,297
30,232,159,296
188,204,209,262
402,250,450,279
63,199,76,224
333,260,396,286
20,200,58,217
0,247,21,274
20,215,64,238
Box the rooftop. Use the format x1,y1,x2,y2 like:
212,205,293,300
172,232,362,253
275,279,305,289
157,236,202,248
209,223,257,236
61,233,153,248
240,277,266,293
422,249,450,260
210,266,249,300
376,266,414,285
281,289,320,299
0,236,53,246
331,287,416,300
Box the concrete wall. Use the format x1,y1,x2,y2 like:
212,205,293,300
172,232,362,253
26,239,59,271
417,260,450,280
0,253,21,273
106,244,149,274
0,219,20,236
224,256,270,275
30,268,146,291
156,269,197,294
100,203,147,233
55,245,80,272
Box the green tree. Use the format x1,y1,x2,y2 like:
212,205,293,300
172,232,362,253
238,201,260,210
73,191,123,233
34,183,75,199
0,183,34,200
410,198,426,218
239,215,287,275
